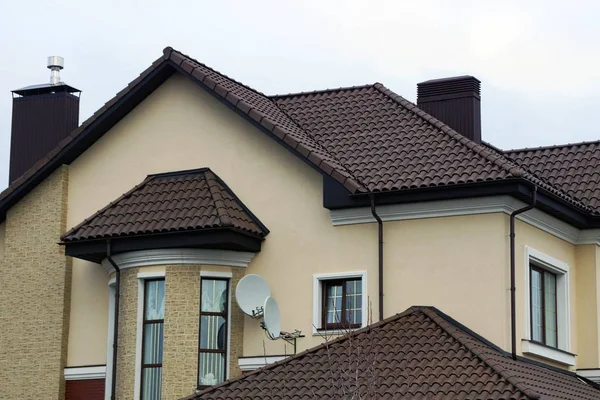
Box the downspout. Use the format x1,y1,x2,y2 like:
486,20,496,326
509,186,537,360
106,241,121,400
370,195,384,321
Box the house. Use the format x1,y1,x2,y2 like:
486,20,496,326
1,47,600,400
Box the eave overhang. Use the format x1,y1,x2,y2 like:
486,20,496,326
63,228,264,264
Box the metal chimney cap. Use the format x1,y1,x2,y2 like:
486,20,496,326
47,56,64,70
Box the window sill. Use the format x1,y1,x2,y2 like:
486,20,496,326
521,340,575,366
313,327,362,337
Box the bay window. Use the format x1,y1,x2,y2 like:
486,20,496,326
140,279,165,400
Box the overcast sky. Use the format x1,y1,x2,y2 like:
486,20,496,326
0,1,599,191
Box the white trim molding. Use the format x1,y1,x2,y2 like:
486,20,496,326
200,270,233,278
523,247,571,359
312,271,367,335
238,356,288,372
329,195,600,245
521,340,575,366
101,248,256,273
578,369,600,384
64,366,106,380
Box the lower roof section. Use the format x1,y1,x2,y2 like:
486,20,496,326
182,306,600,400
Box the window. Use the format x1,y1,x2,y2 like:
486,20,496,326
313,272,367,334
140,279,165,400
322,278,362,330
522,247,573,365
198,278,229,388
530,266,558,348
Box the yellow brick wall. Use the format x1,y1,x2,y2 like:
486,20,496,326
114,265,245,400
115,267,140,399
0,166,71,400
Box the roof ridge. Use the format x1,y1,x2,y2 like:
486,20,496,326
269,84,375,99
185,307,423,400
421,308,540,400
60,175,156,242
203,170,232,227
163,47,269,99
505,139,600,154
372,83,527,180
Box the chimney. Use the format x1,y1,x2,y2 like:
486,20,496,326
417,76,481,143
9,56,80,183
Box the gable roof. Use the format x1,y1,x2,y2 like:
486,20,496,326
504,140,600,212
1,46,599,226
183,306,600,400
61,168,267,242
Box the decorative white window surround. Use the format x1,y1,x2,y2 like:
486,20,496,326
199,271,233,381
134,271,166,400
577,369,600,384
101,248,256,274
521,341,575,366
522,247,573,366
329,195,600,245
64,366,106,380
312,271,367,336
238,355,288,372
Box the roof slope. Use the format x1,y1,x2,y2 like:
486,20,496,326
272,85,595,214
183,307,600,400
505,141,600,212
61,168,267,242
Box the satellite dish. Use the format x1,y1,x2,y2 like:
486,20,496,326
236,274,271,317
263,296,281,339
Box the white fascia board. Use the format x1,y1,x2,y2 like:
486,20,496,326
238,356,288,371
330,195,600,245
64,366,106,380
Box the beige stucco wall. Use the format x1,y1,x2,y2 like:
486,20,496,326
0,166,71,400
576,244,600,368
63,72,597,373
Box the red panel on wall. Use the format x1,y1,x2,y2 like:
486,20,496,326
66,379,105,400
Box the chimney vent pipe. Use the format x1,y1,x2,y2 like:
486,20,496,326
47,56,64,85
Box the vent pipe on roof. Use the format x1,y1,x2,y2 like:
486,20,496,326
47,56,64,85
417,76,481,144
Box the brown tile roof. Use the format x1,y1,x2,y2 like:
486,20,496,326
505,141,600,212
61,168,267,242
272,85,595,214
1,46,599,224
182,306,600,400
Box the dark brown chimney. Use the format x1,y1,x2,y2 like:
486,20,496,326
9,57,80,183
417,76,481,143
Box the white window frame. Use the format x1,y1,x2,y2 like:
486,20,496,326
134,271,166,400
522,246,573,365
199,270,233,384
312,271,367,335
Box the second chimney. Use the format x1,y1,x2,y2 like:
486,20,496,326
417,76,481,143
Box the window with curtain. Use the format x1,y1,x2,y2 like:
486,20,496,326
141,279,165,400
198,278,229,388
530,265,558,348
321,278,362,330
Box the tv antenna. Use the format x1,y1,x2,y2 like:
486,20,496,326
236,274,304,353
